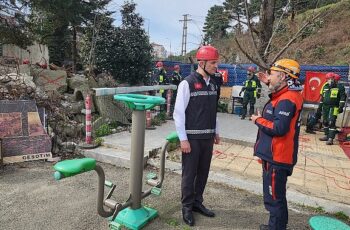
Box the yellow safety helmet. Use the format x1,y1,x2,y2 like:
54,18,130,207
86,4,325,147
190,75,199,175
270,59,300,79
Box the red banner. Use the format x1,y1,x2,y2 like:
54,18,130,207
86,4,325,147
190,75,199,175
218,69,228,83
302,71,327,103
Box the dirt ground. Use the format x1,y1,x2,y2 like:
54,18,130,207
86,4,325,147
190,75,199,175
0,161,317,230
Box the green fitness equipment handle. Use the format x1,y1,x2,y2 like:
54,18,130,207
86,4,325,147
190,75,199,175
114,94,165,111
53,158,96,180
166,131,179,143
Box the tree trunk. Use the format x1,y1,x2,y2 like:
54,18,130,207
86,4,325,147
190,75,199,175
258,0,276,62
72,26,77,73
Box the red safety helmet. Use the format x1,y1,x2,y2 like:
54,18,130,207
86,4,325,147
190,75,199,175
196,45,219,61
156,61,163,67
334,74,341,81
326,72,341,81
247,66,256,72
174,64,180,70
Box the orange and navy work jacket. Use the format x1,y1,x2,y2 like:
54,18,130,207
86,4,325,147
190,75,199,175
254,86,303,169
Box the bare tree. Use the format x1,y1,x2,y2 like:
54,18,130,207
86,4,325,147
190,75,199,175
234,0,328,70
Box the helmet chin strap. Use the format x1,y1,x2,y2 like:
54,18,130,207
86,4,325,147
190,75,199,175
199,61,211,76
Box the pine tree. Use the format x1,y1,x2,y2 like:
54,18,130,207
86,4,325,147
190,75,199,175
203,5,230,44
110,1,152,85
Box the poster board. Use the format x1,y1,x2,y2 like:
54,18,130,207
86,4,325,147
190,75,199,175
0,100,52,164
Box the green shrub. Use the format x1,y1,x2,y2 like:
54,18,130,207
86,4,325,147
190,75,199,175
94,124,112,137
151,117,162,126
217,101,228,113
94,137,104,146
313,46,325,59
156,111,167,121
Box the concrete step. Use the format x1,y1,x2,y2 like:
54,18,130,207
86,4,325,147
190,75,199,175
82,146,148,168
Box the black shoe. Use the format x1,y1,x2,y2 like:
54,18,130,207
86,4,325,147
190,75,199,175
182,208,194,226
259,224,269,230
192,204,215,217
319,136,328,141
305,129,316,134
241,116,245,120
326,138,333,145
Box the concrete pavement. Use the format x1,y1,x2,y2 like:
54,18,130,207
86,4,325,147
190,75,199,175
83,112,350,215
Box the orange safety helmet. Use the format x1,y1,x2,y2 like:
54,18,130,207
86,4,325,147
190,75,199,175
247,66,256,72
326,72,341,81
174,64,180,70
156,61,163,67
270,59,300,79
196,45,219,61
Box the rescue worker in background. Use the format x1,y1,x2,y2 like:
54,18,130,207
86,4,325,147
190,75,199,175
305,73,332,134
153,61,168,111
239,66,262,120
252,59,303,230
318,72,346,145
212,70,223,101
173,45,220,227
170,64,183,116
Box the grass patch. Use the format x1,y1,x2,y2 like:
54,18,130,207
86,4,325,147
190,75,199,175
333,211,349,223
94,123,112,137
166,218,179,227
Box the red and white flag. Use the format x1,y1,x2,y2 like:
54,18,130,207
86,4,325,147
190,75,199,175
302,71,327,103
218,69,228,83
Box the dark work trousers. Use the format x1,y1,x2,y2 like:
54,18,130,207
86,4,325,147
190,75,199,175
160,89,167,112
181,138,214,210
170,90,177,117
241,91,256,118
322,105,338,139
262,161,292,230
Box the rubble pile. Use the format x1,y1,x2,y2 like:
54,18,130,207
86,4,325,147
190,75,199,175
0,73,40,100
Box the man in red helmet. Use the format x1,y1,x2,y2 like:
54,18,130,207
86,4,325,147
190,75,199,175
317,72,346,145
152,61,168,110
173,45,220,226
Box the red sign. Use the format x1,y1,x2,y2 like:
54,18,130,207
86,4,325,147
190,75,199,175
218,69,228,83
302,71,327,103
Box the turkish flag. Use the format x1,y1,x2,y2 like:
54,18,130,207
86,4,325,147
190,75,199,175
302,71,327,103
218,69,228,83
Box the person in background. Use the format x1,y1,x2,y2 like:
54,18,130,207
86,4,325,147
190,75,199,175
239,66,262,120
252,59,303,230
173,45,220,227
317,72,346,145
153,61,168,111
170,64,183,116
212,70,223,102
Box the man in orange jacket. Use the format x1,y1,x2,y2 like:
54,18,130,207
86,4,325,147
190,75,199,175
252,59,303,230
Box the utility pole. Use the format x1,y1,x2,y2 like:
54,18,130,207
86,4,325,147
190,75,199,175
179,14,191,56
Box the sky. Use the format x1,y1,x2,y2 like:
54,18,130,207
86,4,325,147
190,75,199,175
109,0,225,56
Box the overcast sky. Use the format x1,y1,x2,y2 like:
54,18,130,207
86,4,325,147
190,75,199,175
109,0,225,55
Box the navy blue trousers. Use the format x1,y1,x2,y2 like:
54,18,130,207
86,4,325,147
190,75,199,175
262,161,292,230
181,139,213,209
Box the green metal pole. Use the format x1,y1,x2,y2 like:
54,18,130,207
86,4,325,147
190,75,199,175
129,110,146,209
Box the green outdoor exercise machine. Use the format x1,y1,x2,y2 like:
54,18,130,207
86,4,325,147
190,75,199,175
53,94,179,230
309,215,350,230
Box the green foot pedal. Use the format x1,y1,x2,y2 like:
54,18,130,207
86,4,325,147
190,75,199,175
146,172,157,180
109,221,122,230
151,187,162,196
